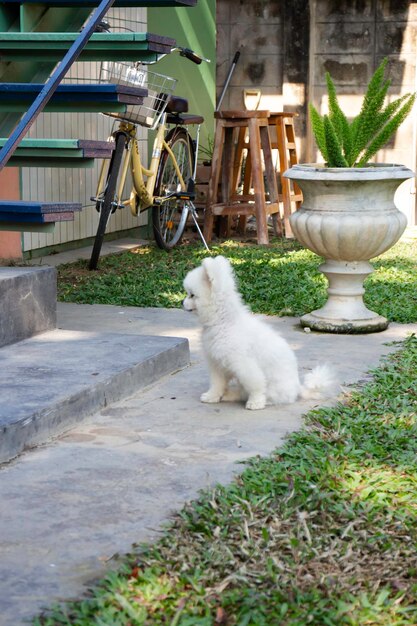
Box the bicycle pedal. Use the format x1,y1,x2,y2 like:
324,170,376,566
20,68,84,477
174,191,195,201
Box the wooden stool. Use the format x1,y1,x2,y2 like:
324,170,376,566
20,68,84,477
268,113,303,237
203,110,280,245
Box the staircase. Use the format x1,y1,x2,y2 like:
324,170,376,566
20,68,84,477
0,0,195,193
0,0,198,231
0,0,198,463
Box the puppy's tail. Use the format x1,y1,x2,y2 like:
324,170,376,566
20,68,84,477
300,364,337,400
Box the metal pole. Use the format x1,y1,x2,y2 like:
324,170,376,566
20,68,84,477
216,51,240,111
0,0,116,171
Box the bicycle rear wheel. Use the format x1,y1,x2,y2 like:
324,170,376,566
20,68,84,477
89,132,127,270
152,127,195,251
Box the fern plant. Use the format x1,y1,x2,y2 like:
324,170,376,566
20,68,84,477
310,58,416,167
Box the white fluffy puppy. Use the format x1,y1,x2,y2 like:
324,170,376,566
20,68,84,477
183,255,335,410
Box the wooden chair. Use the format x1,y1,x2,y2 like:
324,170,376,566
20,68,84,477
203,110,280,244
268,112,303,237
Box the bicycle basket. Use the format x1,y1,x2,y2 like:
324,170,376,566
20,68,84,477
99,61,177,129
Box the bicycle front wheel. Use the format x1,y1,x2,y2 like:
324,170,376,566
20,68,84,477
152,127,195,251
89,131,127,270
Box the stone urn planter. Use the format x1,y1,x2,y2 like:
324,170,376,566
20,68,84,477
284,163,414,333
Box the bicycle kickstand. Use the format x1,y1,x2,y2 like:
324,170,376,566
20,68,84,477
184,178,210,252
187,200,210,252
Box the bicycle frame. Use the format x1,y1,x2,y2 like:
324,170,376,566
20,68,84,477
95,112,195,217
89,45,210,269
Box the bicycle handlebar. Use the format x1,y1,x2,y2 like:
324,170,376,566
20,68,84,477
178,47,209,65
138,46,210,66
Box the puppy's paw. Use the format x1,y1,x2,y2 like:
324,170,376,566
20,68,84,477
200,391,222,403
245,395,266,410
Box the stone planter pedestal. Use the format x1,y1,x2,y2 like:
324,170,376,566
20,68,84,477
284,163,414,333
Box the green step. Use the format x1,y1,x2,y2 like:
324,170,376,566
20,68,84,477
0,32,175,62
0,138,114,168
3,0,196,5
0,6,90,33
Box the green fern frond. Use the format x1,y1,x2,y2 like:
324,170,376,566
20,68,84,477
326,72,344,138
359,57,389,114
309,103,328,162
379,92,412,123
341,116,354,165
356,92,416,166
350,81,390,161
326,72,353,163
323,115,349,167
350,60,391,162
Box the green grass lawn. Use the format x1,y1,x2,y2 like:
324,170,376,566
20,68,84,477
35,238,417,625
57,239,417,323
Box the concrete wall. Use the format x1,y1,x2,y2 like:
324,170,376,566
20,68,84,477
216,0,417,224
216,0,309,158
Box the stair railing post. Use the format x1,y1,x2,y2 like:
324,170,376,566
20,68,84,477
0,0,116,171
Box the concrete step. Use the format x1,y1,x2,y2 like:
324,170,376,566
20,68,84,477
0,329,189,464
0,267,57,347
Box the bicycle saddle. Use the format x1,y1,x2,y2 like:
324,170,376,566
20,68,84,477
166,96,204,125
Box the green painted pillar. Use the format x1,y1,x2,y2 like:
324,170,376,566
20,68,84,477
148,0,216,156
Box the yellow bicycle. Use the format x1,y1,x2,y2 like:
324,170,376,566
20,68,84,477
89,48,209,270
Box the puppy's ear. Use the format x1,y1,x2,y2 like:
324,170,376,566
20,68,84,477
202,256,235,292
201,257,216,285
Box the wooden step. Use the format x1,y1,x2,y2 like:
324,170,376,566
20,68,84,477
0,83,146,113
0,200,82,232
0,138,114,168
0,32,175,62
3,0,196,5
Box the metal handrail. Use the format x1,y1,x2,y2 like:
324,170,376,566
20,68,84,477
0,0,116,171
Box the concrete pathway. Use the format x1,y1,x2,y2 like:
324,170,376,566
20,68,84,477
0,298,415,625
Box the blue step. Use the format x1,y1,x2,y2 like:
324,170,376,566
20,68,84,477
0,83,147,113
0,201,82,232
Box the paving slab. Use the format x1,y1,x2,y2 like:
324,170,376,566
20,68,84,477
0,302,415,625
